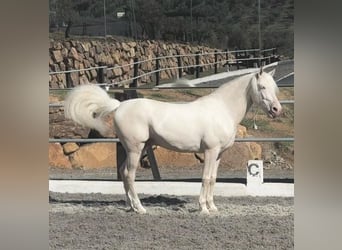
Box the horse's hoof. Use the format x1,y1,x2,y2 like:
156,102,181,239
137,209,146,214
136,206,147,214
208,206,218,213
200,208,210,215
126,206,146,214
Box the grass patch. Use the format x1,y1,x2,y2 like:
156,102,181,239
274,141,294,155
177,89,203,98
49,89,69,101
142,92,176,101
240,118,274,132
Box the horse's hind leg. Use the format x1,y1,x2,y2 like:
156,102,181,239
199,147,220,214
121,144,146,214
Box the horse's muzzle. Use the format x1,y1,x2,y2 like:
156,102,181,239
268,103,282,118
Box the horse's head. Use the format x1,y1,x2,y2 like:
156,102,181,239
250,68,282,118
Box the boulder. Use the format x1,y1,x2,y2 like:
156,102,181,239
122,42,130,52
69,47,80,61
70,72,79,86
51,50,63,63
113,66,123,77
63,143,79,154
129,47,135,57
69,143,116,169
79,75,89,85
154,147,199,168
128,41,137,47
49,143,72,168
220,141,262,169
112,51,121,64
236,124,248,138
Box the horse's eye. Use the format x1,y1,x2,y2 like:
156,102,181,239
258,84,266,90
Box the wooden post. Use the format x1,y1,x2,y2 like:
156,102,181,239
98,62,107,84
116,142,126,181
195,51,200,78
214,50,218,74
155,55,160,85
235,51,240,70
132,57,139,87
146,147,161,180
177,51,182,79
64,58,72,88
225,49,229,71
126,57,138,99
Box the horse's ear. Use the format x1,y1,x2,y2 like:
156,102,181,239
268,68,276,77
256,66,263,79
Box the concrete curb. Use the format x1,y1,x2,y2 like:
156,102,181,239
49,180,294,197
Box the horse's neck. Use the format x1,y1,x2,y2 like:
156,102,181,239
210,74,254,125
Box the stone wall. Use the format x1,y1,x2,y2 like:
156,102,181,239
49,38,232,88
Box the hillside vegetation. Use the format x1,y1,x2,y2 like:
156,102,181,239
49,0,293,57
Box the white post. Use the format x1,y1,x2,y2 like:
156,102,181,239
247,160,264,188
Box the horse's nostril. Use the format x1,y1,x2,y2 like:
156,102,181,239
272,106,278,113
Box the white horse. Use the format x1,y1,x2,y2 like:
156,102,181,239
64,68,282,214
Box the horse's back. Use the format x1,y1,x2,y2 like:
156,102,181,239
113,97,236,152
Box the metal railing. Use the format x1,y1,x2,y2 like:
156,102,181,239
49,50,293,179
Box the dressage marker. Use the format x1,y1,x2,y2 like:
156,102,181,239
64,68,282,214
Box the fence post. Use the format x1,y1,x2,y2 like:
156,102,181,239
155,54,160,85
271,48,278,63
235,51,240,70
214,50,218,74
116,142,126,181
125,57,138,99
146,147,161,180
195,51,200,78
64,58,72,88
98,62,107,84
177,51,182,79
265,50,270,65
132,57,138,87
258,49,262,67
225,49,230,72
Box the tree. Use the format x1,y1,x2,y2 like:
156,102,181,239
55,0,80,38
134,0,164,39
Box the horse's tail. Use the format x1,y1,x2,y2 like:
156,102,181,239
64,84,121,136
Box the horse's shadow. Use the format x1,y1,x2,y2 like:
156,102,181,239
49,194,189,210
49,195,127,207
140,195,188,207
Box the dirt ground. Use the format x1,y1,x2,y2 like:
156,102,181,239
49,164,293,250
49,192,293,250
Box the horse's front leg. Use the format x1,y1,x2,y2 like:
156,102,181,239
206,157,221,212
199,147,220,214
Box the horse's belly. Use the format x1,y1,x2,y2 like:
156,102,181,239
151,133,203,153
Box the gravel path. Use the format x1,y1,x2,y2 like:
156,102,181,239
49,192,293,250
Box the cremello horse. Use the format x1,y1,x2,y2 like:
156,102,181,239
64,68,282,214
